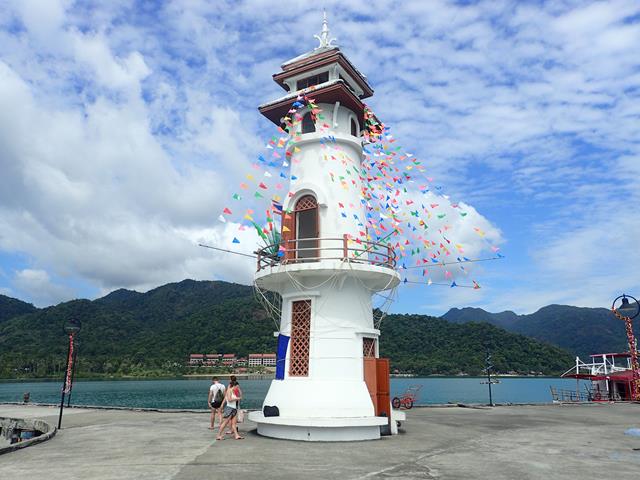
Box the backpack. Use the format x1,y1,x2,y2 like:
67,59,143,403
263,405,279,417
214,387,225,403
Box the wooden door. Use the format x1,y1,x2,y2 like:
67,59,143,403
376,358,391,421
289,300,311,377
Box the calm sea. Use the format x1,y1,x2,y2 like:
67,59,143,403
0,377,583,410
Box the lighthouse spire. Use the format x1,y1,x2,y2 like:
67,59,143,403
314,10,337,49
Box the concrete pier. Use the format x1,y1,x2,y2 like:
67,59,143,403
0,403,638,479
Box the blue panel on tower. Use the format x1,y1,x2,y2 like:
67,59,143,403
275,334,289,380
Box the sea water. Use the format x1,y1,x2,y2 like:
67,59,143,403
0,377,583,410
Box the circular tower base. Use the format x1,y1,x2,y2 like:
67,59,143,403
248,412,387,441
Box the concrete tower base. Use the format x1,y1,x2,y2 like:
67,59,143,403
248,412,388,441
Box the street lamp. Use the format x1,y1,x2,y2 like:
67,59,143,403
58,318,81,429
614,294,640,319
611,294,639,401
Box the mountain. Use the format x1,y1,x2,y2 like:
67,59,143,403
0,294,37,324
0,280,573,378
442,305,635,358
380,314,571,376
444,307,519,329
0,280,271,378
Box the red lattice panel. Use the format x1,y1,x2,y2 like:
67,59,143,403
295,195,317,211
289,300,311,377
363,337,376,358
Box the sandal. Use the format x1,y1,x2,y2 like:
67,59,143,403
235,436,245,440
215,436,223,441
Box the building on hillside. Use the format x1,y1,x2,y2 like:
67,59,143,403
221,354,237,366
203,353,221,366
189,354,204,366
262,353,276,367
248,354,263,367
236,357,247,367
248,353,277,367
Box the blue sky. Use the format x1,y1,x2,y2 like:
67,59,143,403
0,0,639,316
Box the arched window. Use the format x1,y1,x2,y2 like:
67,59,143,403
301,112,315,134
350,117,359,137
295,195,319,261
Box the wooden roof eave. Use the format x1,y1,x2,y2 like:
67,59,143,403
258,82,367,126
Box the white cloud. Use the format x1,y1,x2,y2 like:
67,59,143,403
12,269,74,307
0,32,261,301
0,0,637,313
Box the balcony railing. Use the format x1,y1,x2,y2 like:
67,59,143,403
256,235,396,272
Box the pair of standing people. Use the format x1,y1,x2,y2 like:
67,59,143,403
208,376,244,440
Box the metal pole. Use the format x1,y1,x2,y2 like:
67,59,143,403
485,348,494,406
487,365,493,406
58,333,72,429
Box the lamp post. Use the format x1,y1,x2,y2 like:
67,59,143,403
58,318,81,429
611,294,639,401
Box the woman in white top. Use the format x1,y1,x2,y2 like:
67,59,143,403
216,376,244,440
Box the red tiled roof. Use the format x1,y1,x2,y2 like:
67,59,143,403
190,354,204,358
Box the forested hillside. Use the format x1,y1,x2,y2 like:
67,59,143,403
380,314,572,375
0,294,36,324
0,280,572,378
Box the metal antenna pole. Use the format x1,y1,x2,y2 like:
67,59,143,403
198,243,257,258
480,347,498,406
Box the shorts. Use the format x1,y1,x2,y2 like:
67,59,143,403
222,406,237,418
210,400,222,409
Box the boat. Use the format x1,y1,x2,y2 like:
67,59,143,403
553,352,639,402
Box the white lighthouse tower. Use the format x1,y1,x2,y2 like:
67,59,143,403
248,14,401,441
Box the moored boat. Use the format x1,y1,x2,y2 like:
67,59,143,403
554,352,639,402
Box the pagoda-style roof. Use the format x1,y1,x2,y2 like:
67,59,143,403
259,79,366,126
274,47,373,99
281,45,339,68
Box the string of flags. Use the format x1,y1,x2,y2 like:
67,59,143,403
218,88,501,289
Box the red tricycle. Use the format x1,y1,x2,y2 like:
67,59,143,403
392,385,422,409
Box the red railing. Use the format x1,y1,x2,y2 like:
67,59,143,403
256,235,396,272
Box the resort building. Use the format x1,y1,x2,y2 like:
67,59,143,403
188,354,204,366
221,354,236,366
203,353,221,366
248,353,277,367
